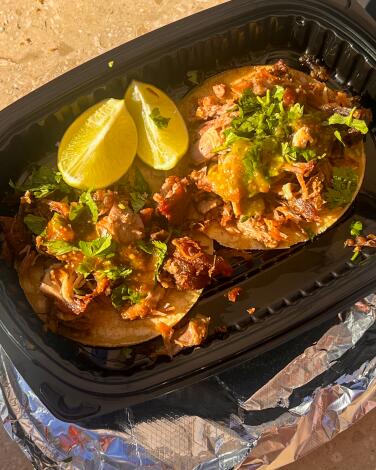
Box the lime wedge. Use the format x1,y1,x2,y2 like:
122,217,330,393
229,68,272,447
58,98,137,189
125,81,189,170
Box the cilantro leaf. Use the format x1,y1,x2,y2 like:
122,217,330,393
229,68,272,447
325,167,358,209
134,166,150,195
78,235,115,258
69,203,85,221
350,220,363,237
152,240,167,281
129,167,150,212
137,240,153,254
23,214,47,235
281,143,317,163
79,191,98,223
149,107,170,129
240,215,250,223
44,240,79,256
100,265,132,281
186,70,202,85
130,192,148,213
111,284,144,308
328,109,368,135
10,166,71,199
334,130,345,146
77,258,97,278
137,239,167,281
273,85,285,102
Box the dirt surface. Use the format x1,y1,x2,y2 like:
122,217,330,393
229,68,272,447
0,1,375,469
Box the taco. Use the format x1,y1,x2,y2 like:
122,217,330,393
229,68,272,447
178,60,371,249
1,166,231,347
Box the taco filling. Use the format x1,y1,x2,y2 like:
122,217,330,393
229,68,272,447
178,60,371,249
0,166,231,347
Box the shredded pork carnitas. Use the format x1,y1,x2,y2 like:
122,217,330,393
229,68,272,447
177,58,371,249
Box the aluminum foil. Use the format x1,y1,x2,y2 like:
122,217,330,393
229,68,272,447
1,294,376,470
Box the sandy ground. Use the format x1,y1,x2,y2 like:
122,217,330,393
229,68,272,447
0,1,375,469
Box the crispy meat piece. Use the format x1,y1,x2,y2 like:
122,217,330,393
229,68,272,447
247,307,256,315
299,54,331,82
45,214,75,242
153,176,192,225
156,314,210,357
283,87,297,106
159,236,233,290
47,200,70,218
226,286,242,302
345,234,376,253
92,190,117,216
40,265,109,318
190,168,213,192
212,83,226,99
96,204,144,244
272,59,289,77
0,215,31,256
285,197,320,223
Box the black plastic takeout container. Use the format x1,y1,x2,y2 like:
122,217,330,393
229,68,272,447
0,0,376,423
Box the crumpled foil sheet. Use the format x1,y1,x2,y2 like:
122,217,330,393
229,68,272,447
1,294,376,470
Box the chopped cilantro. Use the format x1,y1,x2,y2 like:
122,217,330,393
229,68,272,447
240,215,250,223
69,203,86,221
111,284,144,308
243,143,262,178
186,70,202,85
130,192,148,213
108,60,114,68
281,143,317,163
149,107,170,129
44,240,79,256
287,103,304,122
273,85,285,102
79,191,98,222
23,214,47,235
134,166,150,195
137,240,154,254
77,258,97,278
100,265,132,281
328,109,368,135
69,190,98,222
129,167,150,212
10,166,71,199
78,235,115,258
136,239,167,280
325,167,358,209
350,220,363,237
334,130,345,146
152,240,167,281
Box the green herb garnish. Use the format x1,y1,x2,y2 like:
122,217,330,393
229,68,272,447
69,190,98,222
111,284,144,308
152,240,167,281
350,220,363,237
44,240,79,256
100,265,132,281
328,108,368,135
149,107,170,129
78,235,115,258
10,166,71,199
23,214,47,235
334,130,345,146
325,167,358,209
